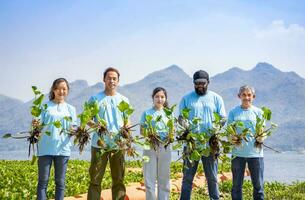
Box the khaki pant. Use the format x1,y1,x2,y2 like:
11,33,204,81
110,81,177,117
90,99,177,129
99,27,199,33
87,147,126,200
143,146,171,200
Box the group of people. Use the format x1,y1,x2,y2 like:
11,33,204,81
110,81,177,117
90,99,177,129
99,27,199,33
35,67,265,200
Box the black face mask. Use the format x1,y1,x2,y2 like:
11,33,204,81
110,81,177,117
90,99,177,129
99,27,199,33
195,87,207,96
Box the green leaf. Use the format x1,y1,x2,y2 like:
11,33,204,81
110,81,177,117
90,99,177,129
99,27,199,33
190,150,201,161
43,104,48,110
163,104,176,116
117,100,129,112
33,94,44,106
89,101,100,116
53,121,62,128
145,115,153,123
223,145,232,154
64,116,72,122
192,117,201,125
31,86,41,95
213,112,221,123
125,108,134,116
172,143,182,150
155,115,162,122
31,106,42,117
186,133,195,141
163,107,172,116
167,119,174,129
201,148,210,157
262,106,272,121
2,133,12,138
45,131,51,136
182,108,191,119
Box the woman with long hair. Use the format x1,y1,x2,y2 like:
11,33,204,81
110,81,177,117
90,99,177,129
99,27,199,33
35,78,77,200
140,87,172,200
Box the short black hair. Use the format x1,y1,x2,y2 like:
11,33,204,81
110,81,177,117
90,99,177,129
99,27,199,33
103,67,120,80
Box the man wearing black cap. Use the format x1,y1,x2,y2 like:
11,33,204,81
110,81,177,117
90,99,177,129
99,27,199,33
179,70,226,200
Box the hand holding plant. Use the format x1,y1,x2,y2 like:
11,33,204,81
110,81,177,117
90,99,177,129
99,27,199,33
226,121,249,147
174,108,210,163
116,100,139,157
253,107,278,150
67,101,108,153
3,86,63,164
140,105,176,151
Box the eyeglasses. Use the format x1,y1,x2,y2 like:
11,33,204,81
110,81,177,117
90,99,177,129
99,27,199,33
194,81,208,86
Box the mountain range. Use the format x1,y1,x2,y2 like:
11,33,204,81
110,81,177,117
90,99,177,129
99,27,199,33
1,62,304,151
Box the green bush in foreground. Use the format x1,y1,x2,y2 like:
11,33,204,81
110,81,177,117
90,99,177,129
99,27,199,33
1,160,305,200
0,160,143,199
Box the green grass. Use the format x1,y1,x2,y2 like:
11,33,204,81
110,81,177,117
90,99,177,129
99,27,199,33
1,160,305,200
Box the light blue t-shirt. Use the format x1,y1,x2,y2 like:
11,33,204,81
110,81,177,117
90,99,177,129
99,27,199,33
228,105,263,158
89,91,129,148
38,101,77,156
140,107,171,141
179,90,226,135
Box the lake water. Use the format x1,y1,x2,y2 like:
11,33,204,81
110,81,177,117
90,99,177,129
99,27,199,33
1,149,304,184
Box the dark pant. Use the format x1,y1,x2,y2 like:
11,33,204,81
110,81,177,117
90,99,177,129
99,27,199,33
37,155,69,200
231,157,264,200
180,154,219,200
87,147,126,200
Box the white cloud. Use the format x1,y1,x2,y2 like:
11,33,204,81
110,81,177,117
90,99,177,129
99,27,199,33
255,20,305,40
251,20,305,80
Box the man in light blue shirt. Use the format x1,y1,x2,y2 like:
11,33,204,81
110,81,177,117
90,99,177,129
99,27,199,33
87,67,129,200
180,70,226,200
228,85,264,200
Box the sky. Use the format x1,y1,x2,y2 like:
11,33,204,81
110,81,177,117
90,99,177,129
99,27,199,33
1,0,305,102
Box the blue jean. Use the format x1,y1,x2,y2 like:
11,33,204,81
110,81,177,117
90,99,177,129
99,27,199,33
37,155,69,200
231,157,264,200
180,154,219,200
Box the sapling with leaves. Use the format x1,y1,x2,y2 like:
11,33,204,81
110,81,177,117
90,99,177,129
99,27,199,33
175,108,210,163
162,105,176,148
226,120,250,147
2,86,62,163
67,101,108,153
141,114,164,150
253,106,278,150
116,100,139,157
140,105,176,151
208,112,229,160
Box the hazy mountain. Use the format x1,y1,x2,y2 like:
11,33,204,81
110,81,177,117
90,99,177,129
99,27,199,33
210,62,305,124
118,65,193,122
1,63,305,151
0,95,23,113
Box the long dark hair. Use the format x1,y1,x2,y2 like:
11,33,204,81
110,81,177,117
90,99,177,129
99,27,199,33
49,78,70,101
152,87,169,108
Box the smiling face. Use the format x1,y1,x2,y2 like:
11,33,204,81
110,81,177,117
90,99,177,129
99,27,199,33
53,81,68,103
239,88,255,109
153,90,167,110
103,71,119,92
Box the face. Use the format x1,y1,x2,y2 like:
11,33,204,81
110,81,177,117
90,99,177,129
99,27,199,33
153,90,166,109
53,81,68,103
103,71,119,91
194,80,209,96
239,89,255,109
